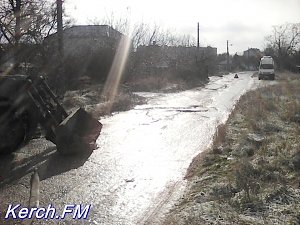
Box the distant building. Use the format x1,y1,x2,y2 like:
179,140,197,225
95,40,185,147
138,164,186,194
45,25,123,56
44,25,125,82
135,44,217,74
243,48,262,58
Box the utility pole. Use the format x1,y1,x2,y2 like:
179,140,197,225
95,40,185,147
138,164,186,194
196,22,200,63
298,48,300,73
248,47,250,70
197,22,200,50
12,0,21,72
226,40,229,72
57,0,63,59
56,0,64,92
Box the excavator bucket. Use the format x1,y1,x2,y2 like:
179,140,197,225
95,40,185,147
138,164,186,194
55,107,102,155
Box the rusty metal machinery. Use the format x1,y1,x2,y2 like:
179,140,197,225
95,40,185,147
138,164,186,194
0,74,102,155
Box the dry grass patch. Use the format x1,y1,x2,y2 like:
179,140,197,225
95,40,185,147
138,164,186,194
212,123,227,150
63,85,146,117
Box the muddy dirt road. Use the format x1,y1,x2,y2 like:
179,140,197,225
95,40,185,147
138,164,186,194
0,72,262,225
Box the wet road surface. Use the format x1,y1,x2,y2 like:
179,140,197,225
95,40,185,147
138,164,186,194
0,72,261,224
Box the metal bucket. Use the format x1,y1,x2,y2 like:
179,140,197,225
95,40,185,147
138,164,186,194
55,107,102,155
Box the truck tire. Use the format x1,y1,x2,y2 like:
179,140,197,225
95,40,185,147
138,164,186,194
0,100,37,154
22,109,38,142
271,74,275,80
0,100,26,154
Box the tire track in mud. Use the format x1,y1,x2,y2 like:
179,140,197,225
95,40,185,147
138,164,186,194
137,180,185,225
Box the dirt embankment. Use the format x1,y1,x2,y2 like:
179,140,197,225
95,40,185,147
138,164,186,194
163,73,300,225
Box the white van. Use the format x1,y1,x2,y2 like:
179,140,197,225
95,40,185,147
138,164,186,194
258,56,275,80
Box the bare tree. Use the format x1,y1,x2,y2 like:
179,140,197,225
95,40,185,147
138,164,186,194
131,23,176,48
90,11,130,35
0,0,73,73
0,0,58,45
265,23,300,69
131,22,150,49
90,11,198,50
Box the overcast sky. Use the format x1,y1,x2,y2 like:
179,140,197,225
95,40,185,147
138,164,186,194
66,0,300,54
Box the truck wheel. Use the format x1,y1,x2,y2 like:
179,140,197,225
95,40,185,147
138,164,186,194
0,101,27,154
21,109,38,143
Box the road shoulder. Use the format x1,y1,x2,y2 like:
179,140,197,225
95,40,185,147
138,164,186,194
163,74,300,225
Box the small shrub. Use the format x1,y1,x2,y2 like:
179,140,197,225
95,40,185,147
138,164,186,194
128,75,169,91
282,100,300,123
289,147,300,171
87,92,144,117
262,122,282,133
239,196,265,212
210,183,237,199
235,159,260,201
212,123,227,149
202,154,217,167
265,185,299,204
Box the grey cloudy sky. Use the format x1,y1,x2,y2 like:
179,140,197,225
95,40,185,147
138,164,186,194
66,0,300,54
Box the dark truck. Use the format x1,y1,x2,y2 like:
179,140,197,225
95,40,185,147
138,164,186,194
0,74,102,155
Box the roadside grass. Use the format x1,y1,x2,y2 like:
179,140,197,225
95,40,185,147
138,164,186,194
63,84,146,117
126,74,208,92
164,73,300,225
126,76,184,92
